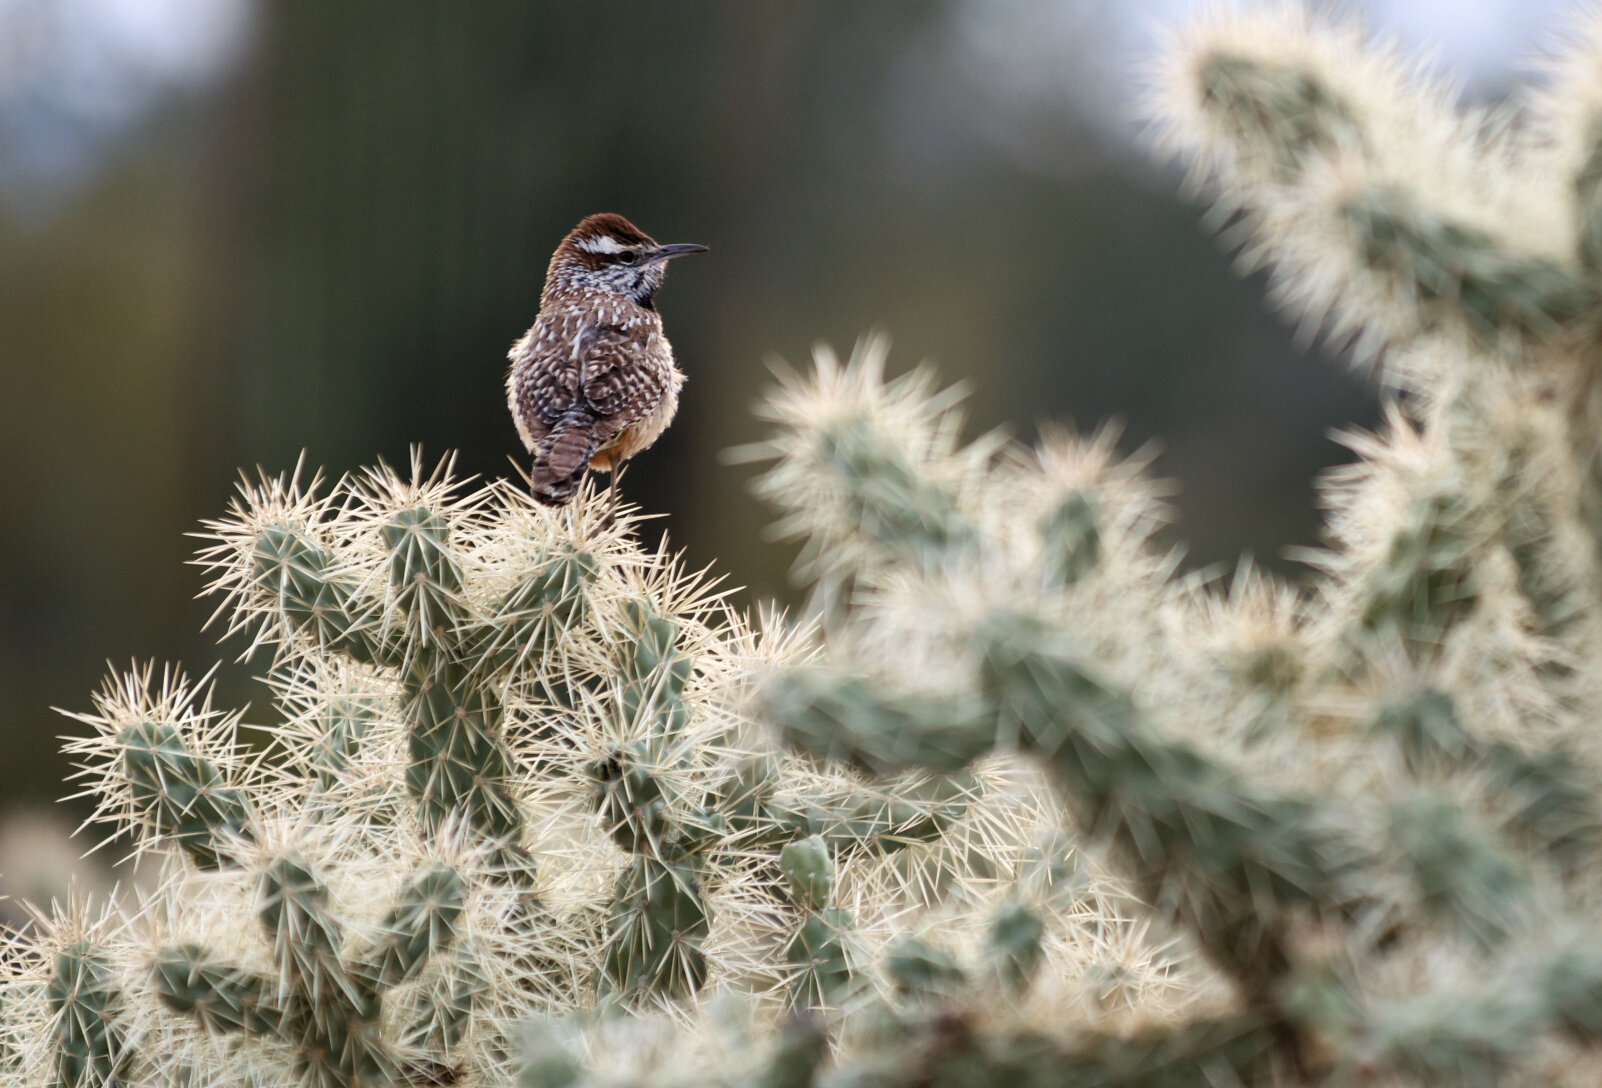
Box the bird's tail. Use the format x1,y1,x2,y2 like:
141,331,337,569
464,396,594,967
531,410,601,505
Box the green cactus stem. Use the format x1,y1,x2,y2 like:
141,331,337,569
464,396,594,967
120,720,253,870
1195,53,1360,175
47,943,131,1088
153,855,466,1088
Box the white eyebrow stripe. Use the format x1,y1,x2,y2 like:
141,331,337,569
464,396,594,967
577,235,627,254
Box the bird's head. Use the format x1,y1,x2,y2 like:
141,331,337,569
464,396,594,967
547,213,707,309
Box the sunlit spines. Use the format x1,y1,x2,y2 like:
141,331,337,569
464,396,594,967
193,457,365,665
401,648,525,860
1342,935,1602,1085
339,453,487,665
584,656,719,1004
517,997,793,1088
996,425,1172,589
59,662,259,870
0,959,19,1080
1155,561,1312,762
1149,6,1589,371
43,435,1151,1081
774,835,857,1010
1339,183,1595,342
247,521,400,670
1302,406,1484,655
1146,5,1395,192
262,657,396,813
470,475,646,689
614,599,697,745
1299,398,1593,751
399,937,491,1073
1253,153,1587,367
151,944,283,1040
601,856,712,1004
139,816,494,1088
1520,9,1602,273
767,767,979,862
50,941,133,1088
1480,387,1602,714
357,861,467,989
731,335,998,586
527,919,1266,1088
472,544,603,687
989,618,1364,996
4,896,144,1088
1367,682,1602,896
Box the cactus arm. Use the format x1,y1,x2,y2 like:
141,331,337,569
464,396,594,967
1193,52,1362,179
256,855,402,1085
1341,187,1597,339
381,507,467,655
751,1013,1281,1088
120,720,253,870
469,548,599,677
252,525,401,668
778,836,855,1009
404,652,522,850
307,696,378,791
773,771,979,856
1350,945,1602,1085
602,857,711,1001
807,414,974,559
356,863,467,988
47,943,131,1088
765,637,1357,999
152,945,282,1036
1575,122,1602,272
404,941,489,1059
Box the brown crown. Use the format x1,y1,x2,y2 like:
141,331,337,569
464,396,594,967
563,213,656,251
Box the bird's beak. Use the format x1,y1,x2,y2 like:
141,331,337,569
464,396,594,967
652,243,709,260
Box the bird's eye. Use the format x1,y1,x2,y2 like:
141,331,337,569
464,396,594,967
618,250,638,265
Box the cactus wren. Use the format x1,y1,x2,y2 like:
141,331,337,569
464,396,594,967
506,213,706,507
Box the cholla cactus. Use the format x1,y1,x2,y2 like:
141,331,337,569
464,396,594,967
2,454,1124,1086
527,7,1602,1087
19,5,1602,1085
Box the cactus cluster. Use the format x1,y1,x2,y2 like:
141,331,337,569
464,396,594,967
3,455,1171,1086
14,4,1602,1086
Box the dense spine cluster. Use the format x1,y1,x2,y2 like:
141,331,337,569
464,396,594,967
3,459,1091,1086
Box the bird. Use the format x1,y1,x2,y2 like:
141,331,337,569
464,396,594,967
506,212,707,511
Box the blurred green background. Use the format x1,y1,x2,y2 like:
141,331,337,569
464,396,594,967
0,0,1561,903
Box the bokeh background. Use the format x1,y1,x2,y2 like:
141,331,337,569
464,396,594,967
0,0,1570,909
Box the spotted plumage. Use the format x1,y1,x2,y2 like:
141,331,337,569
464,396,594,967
506,213,706,506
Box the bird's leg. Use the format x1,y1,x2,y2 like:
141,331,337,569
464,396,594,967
605,463,628,526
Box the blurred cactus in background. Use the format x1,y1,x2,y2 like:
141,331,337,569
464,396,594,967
523,5,1602,1087
15,3,1602,1086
